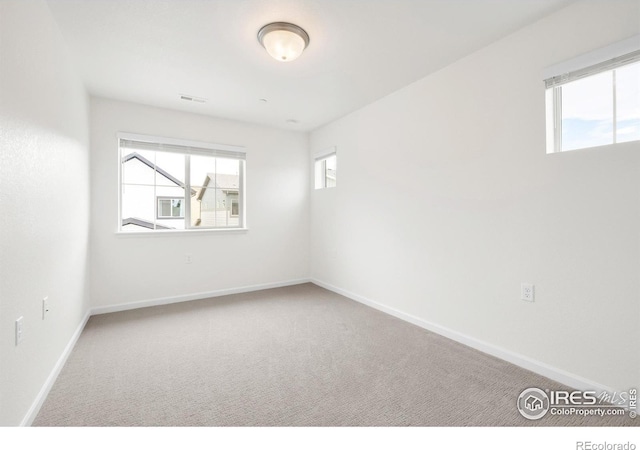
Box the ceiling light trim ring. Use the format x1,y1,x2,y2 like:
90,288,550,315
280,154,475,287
257,22,310,50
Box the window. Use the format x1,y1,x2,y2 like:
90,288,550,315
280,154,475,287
230,198,239,217
315,151,337,189
544,43,640,153
157,198,184,219
119,134,245,232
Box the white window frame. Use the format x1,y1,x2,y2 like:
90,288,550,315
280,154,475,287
544,36,640,153
157,197,184,219
118,132,246,233
314,148,337,190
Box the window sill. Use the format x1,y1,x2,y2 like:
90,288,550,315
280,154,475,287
547,139,640,155
116,227,249,237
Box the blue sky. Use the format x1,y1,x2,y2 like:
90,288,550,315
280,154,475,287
560,62,639,151
562,118,640,151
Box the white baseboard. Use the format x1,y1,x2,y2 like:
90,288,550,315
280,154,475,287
20,310,91,427
310,278,616,396
90,278,311,316
21,277,617,426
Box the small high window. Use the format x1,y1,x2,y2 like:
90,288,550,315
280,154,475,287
544,42,640,153
315,151,337,189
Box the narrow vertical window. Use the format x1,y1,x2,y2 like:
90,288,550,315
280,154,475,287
315,152,337,190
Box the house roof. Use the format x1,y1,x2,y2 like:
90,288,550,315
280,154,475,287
122,152,196,195
122,217,174,230
196,173,239,201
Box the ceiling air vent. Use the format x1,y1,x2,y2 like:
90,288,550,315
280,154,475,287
180,94,207,104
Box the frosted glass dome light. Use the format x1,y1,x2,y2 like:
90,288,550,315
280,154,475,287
258,22,310,62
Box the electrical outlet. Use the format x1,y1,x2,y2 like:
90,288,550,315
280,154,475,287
42,296,50,319
521,283,534,302
185,254,192,264
15,317,24,346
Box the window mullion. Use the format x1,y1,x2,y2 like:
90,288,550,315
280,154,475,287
239,160,245,228
554,86,563,153
185,154,191,229
153,154,158,230
323,159,328,188
214,158,218,228
119,147,123,231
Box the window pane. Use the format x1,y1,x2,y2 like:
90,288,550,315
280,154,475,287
121,149,156,185
616,62,640,144
314,159,324,189
191,186,240,227
171,199,182,217
190,156,240,227
561,71,613,151
325,154,336,188
155,152,185,186
315,154,336,189
192,185,216,227
225,193,239,226
216,162,240,227
216,158,240,192
191,155,216,187
159,199,171,217
121,184,155,229
217,158,240,178
156,185,185,198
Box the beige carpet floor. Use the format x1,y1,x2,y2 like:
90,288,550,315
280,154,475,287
33,283,635,426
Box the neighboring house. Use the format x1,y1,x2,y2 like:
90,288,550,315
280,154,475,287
121,217,173,230
194,173,240,228
121,152,192,231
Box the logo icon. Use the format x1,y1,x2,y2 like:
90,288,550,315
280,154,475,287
517,388,550,420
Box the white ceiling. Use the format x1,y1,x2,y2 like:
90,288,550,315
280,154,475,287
46,0,573,131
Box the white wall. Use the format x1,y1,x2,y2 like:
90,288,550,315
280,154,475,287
90,98,309,308
0,1,90,426
310,0,639,392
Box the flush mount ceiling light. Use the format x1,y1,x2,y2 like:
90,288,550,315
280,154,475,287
258,22,310,62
